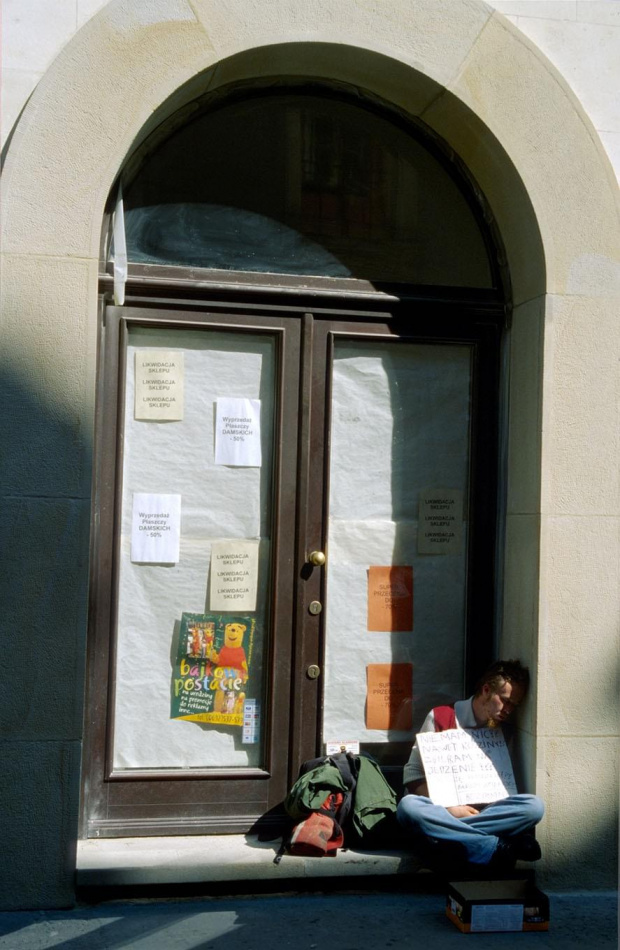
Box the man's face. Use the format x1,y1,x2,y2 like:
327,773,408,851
479,678,525,726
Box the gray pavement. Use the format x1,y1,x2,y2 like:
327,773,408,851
0,888,616,950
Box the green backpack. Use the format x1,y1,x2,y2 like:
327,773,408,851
284,752,398,848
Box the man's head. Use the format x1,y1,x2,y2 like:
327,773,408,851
472,659,530,728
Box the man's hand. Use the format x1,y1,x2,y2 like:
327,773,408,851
447,805,480,818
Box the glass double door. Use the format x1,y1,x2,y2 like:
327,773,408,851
82,300,497,837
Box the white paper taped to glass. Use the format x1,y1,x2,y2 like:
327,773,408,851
215,397,262,467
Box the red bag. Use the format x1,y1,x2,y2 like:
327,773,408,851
287,792,345,857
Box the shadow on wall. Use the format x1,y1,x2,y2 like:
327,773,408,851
0,361,92,910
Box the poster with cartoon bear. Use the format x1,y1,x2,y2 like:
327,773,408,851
171,613,255,726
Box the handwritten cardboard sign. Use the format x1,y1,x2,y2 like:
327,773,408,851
367,566,413,631
416,727,517,806
366,663,412,730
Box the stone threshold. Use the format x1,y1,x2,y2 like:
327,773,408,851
76,835,425,887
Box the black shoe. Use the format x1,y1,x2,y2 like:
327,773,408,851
420,837,469,877
512,832,542,862
489,837,517,870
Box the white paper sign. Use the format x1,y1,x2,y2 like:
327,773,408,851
215,397,262,466
131,493,181,563
416,727,517,806
209,539,259,611
325,740,360,755
471,904,524,933
418,488,463,554
135,351,184,420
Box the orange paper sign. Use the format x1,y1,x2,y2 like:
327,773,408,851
366,663,413,731
367,566,413,631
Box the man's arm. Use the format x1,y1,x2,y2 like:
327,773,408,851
407,778,479,816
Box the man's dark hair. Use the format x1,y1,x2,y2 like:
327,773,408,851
473,659,530,697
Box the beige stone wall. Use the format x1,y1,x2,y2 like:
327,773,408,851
1,0,618,904
4,0,620,182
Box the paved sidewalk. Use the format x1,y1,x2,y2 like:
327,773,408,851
0,888,616,950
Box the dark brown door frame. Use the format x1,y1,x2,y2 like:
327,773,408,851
82,302,303,837
81,285,504,837
288,309,502,786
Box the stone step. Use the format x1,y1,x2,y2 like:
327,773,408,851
77,835,425,887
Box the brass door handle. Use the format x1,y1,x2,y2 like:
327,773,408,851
308,550,326,566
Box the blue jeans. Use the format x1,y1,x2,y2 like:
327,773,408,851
397,793,544,865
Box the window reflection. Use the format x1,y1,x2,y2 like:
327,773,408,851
121,93,493,286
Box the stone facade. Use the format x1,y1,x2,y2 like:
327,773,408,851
1,0,618,909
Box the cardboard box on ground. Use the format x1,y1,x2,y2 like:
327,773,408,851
446,878,549,933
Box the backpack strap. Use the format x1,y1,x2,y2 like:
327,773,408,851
327,752,357,827
432,704,456,731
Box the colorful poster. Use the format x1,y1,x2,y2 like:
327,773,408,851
171,613,256,726
131,492,181,563
134,350,184,420
367,566,413,631
366,663,413,730
418,488,463,554
214,397,262,466
416,727,517,806
209,539,259,611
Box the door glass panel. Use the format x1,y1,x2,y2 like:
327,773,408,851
112,324,275,771
323,340,472,764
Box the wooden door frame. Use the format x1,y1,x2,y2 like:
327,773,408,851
81,300,303,837
81,278,504,837
290,307,502,787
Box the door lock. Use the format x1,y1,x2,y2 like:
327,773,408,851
308,600,323,615
307,664,321,680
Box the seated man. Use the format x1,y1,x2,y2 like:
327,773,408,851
397,659,544,870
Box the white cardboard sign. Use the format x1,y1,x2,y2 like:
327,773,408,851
416,727,517,806
134,351,184,420
130,493,181,563
209,539,259,611
214,397,262,467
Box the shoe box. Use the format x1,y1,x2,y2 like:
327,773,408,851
446,877,549,933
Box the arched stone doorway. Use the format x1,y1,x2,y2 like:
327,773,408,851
1,2,617,905
83,79,509,835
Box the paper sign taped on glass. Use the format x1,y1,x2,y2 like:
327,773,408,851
366,663,413,730
215,397,262,466
131,492,181,563
134,350,184,421
367,565,413,631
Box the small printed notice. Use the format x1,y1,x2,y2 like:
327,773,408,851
367,566,413,632
171,613,256,726
134,351,184,420
131,493,181,563
325,740,360,755
209,540,259,612
215,397,262,467
242,698,260,744
418,488,463,554
416,727,517,807
470,904,524,933
366,663,413,731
